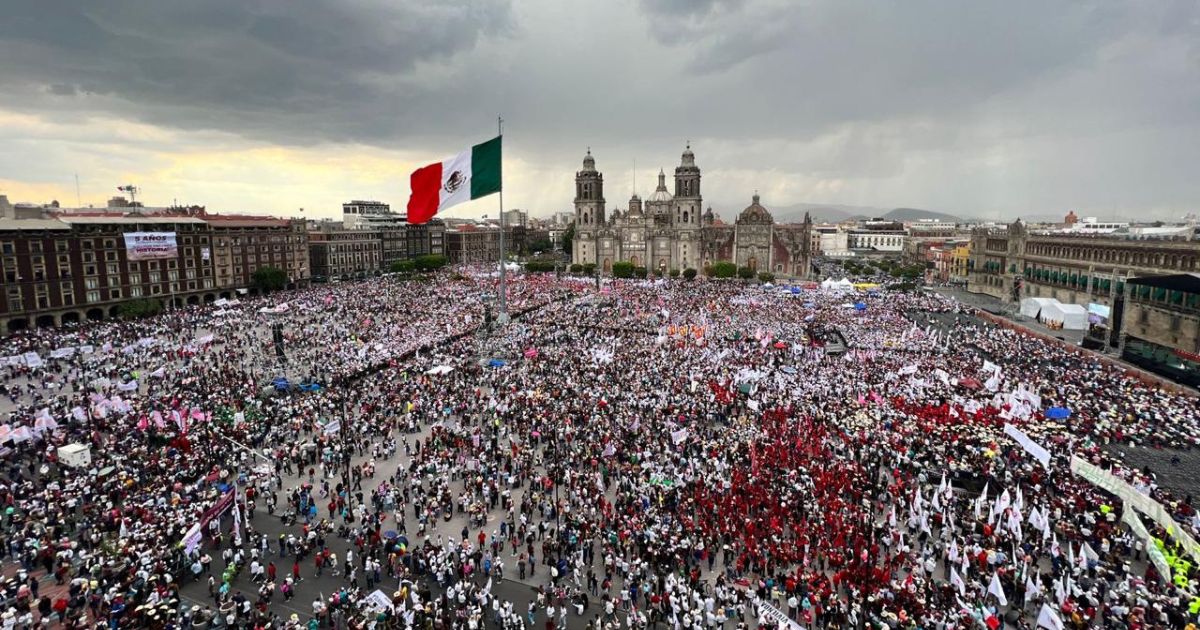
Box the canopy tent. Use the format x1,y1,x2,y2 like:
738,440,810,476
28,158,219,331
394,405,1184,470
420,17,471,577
1040,302,1088,330
1019,297,1058,319
424,365,454,375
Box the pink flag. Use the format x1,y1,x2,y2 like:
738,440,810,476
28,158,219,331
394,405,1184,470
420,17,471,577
137,416,149,431
524,348,538,359
190,408,205,421
152,410,166,429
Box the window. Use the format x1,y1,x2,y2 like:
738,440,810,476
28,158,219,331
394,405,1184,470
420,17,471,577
129,262,140,272
84,277,99,290
86,290,101,304
82,251,94,263
149,272,161,283
29,242,41,254
130,286,143,298
168,270,178,281
109,288,122,300
106,263,119,275
55,240,68,253
0,242,12,255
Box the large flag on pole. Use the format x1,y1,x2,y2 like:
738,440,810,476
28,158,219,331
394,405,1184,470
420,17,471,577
407,136,502,224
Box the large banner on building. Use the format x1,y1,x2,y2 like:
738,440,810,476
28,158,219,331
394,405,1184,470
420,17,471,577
123,232,177,261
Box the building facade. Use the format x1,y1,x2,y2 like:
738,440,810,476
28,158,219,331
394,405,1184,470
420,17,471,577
968,219,1200,354
308,227,383,279
205,215,309,291
571,146,813,276
445,225,501,264
0,213,256,332
343,200,404,230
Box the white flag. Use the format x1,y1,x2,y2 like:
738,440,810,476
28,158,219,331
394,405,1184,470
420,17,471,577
950,566,966,596
988,572,1008,607
1036,604,1064,630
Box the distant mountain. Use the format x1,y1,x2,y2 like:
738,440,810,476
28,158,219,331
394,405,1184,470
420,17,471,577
882,207,962,222
769,202,887,224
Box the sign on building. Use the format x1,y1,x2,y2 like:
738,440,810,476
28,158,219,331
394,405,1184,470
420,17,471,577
123,232,178,261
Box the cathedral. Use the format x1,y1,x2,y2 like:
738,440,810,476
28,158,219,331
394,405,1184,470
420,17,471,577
572,145,814,277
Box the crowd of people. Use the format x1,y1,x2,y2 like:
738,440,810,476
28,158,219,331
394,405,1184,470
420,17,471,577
0,267,1197,629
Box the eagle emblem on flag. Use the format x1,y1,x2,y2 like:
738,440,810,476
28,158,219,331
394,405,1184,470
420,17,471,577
443,170,465,193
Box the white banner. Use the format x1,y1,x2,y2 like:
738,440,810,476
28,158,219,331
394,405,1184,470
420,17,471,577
123,232,178,261
1121,507,1172,582
757,602,802,630
1003,423,1051,469
23,352,42,368
1071,456,1200,562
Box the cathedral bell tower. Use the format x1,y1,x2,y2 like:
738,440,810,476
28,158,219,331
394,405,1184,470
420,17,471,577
674,143,701,228
573,149,605,264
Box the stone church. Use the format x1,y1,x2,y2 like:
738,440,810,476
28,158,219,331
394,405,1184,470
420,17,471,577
572,145,813,277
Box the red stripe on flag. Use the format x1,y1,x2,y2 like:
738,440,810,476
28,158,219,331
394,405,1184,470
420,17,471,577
406,162,443,224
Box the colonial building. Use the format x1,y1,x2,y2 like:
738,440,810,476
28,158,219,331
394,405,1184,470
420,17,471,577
968,219,1200,355
308,225,382,279
571,146,813,277
445,224,502,265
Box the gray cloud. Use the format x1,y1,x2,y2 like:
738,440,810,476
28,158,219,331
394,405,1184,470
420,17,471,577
0,0,1198,219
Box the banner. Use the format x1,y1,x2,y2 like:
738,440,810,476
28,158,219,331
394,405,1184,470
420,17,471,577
1071,456,1200,562
1003,423,1051,469
1121,507,1171,582
757,602,802,630
23,352,42,368
199,490,235,528
123,232,178,261
182,522,204,556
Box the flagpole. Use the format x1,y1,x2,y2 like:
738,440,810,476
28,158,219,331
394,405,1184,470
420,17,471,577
497,115,508,324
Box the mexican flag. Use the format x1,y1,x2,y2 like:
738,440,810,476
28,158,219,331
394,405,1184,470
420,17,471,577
406,136,502,224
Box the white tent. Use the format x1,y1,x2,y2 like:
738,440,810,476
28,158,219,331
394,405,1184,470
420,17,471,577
1019,297,1058,319
836,278,854,290
1040,302,1089,330
424,365,454,375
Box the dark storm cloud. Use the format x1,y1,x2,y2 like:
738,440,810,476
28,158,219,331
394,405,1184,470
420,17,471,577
0,0,512,144
1,0,1198,218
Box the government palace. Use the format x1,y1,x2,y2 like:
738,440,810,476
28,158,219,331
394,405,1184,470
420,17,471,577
571,145,813,278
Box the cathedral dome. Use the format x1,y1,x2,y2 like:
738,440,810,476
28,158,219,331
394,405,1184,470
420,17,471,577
681,142,695,167
581,148,596,172
736,193,773,225
645,169,673,204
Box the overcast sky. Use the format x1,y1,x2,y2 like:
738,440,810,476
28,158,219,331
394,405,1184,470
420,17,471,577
0,0,1197,221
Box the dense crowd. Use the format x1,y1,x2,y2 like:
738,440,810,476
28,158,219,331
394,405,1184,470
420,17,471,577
0,269,1197,629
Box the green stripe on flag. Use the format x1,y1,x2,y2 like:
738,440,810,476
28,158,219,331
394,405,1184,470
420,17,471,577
471,136,502,199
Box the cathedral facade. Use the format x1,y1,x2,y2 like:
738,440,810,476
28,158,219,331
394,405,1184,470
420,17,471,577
572,145,813,277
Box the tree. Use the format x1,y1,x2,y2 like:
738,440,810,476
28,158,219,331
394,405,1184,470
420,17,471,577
633,266,648,279
711,261,738,279
252,266,288,292
414,254,448,272
669,268,681,278
757,271,775,283
582,262,597,276
683,268,698,280
569,263,583,273
611,261,635,278
528,238,554,254
561,223,575,261
390,260,416,274
118,298,162,320
737,266,755,280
